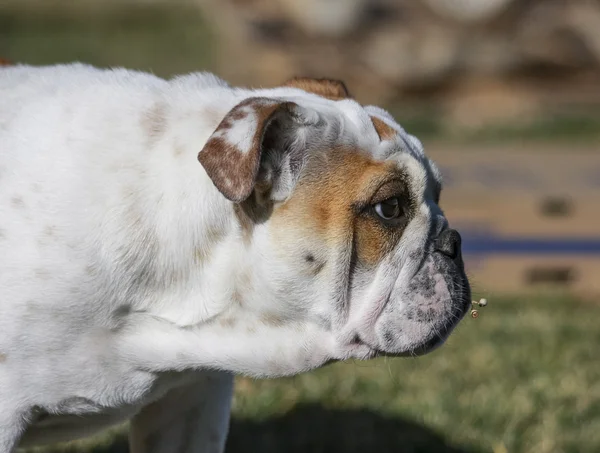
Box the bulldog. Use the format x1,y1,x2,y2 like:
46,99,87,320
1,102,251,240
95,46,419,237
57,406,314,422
0,63,470,452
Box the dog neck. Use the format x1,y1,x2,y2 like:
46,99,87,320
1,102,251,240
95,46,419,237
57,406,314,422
109,92,258,326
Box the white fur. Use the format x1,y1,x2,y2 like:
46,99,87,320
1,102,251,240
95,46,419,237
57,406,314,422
0,63,468,452
216,105,257,154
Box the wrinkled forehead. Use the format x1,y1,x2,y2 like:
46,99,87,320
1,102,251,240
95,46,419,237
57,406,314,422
333,100,422,159
321,98,442,202
262,85,443,200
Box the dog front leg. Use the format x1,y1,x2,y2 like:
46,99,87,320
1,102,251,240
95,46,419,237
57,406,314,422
0,406,29,453
117,314,347,378
129,370,234,453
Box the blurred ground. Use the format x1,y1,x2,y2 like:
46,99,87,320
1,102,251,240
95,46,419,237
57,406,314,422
3,2,600,453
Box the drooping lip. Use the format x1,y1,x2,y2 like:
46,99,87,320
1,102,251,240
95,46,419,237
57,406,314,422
345,249,472,360
406,294,472,356
357,329,447,358
363,327,449,358
354,293,471,358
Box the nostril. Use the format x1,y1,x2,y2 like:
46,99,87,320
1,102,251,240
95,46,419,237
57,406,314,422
435,229,461,260
444,241,457,259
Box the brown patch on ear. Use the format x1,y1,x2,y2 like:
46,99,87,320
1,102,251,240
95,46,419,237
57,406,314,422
371,116,397,141
198,98,296,203
283,77,350,101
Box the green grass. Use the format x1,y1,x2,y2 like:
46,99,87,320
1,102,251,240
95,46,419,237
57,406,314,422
0,4,215,79
25,295,600,453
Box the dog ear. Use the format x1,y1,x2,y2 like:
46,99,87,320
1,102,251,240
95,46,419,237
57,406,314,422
198,97,317,203
283,77,351,100
370,116,397,141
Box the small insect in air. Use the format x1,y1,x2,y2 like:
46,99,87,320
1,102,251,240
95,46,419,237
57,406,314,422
470,298,488,318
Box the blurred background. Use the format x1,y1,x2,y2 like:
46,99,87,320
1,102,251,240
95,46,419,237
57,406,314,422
3,0,599,452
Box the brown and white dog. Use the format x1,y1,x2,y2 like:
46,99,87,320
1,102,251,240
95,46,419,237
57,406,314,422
0,64,470,452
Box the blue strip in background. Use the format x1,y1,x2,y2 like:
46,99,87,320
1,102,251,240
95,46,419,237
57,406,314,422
462,235,600,256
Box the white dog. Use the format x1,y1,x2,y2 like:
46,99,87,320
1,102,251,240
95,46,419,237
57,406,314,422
0,63,470,452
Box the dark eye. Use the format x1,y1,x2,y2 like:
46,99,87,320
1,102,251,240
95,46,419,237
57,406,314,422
374,197,402,220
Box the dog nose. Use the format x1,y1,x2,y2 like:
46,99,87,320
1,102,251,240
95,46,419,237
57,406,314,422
435,228,462,260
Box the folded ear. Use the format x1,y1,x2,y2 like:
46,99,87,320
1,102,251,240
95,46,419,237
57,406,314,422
198,97,316,203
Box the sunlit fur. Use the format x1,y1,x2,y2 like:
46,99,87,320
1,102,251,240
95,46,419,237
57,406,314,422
0,64,469,452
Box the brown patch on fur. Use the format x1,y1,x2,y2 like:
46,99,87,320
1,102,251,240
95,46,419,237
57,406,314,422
234,204,254,245
202,106,221,120
207,224,226,244
193,226,224,266
371,116,397,141
198,98,296,202
231,289,244,306
43,225,56,237
173,145,185,158
272,147,408,266
11,196,25,209
232,268,252,306
219,317,237,328
85,264,99,276
34,268,51,280
141,102,167,148
194,247,212,265
354,215,401,265
260,312,285,327
0,58,11,66
229,109,249,122
283,77,351,100
306,255,326,275
0,352,6,362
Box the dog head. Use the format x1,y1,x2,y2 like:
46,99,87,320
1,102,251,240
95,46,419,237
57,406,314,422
198,77,470,364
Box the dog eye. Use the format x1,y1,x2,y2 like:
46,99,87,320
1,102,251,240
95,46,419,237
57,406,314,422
374,197,402,220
